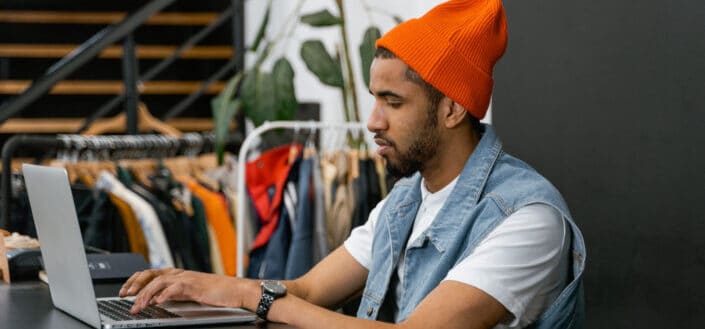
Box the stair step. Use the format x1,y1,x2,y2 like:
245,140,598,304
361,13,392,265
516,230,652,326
0,80,225,95
0,11,219,26
0,95,215,119
1,57,230,80
0,44,233,59
0,117,231,133
2,0,228,12
0,22,231,45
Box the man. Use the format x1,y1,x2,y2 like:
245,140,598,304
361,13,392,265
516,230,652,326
122,1,586,328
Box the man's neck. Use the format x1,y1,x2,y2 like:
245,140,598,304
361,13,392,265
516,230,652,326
421,128,480,193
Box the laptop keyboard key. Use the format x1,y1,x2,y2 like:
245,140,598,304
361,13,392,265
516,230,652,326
98,300,180,321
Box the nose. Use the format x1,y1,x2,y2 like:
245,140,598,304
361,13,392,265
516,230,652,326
367,101,387,133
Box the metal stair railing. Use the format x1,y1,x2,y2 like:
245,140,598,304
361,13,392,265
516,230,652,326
77,3,244,133
0,0,245,133
0,0,176,125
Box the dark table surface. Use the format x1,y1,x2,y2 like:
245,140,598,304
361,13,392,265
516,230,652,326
0,280,297,329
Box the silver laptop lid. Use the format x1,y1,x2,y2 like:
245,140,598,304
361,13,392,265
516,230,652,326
23,164,102,329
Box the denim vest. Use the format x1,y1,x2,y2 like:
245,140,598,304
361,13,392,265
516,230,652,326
356,125,586,328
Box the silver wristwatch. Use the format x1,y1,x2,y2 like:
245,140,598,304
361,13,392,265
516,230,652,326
256,280,287,320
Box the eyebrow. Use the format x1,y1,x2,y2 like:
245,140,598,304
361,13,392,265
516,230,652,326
369,89,403,99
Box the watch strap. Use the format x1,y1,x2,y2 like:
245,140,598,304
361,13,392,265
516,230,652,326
256,291,276,320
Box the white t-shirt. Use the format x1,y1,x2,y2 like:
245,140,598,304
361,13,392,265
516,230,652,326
344,177,569,328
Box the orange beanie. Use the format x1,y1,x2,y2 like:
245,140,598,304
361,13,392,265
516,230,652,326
376,0,508,119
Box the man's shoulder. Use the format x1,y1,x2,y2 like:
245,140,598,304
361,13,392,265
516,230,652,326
482,152,568,215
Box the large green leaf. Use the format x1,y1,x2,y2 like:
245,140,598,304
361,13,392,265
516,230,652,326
241,68,276,127
358,26,381,88
300,40,344,88
211,73,242,164
212,96,241,146
249,2,271,51
300,9,342,27
272,58,297,121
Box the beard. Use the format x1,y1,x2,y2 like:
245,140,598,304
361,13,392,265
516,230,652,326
382,107,440,178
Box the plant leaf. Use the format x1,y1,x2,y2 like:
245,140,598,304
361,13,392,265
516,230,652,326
241,68,276,127
358,26,381,88
300,40,344,88
249,2,271,51
212,98,241,143
254,41,273,68
221,72,243,104
212,97,241,164
211,73,243,164
272,58,297,121
300,9,342,27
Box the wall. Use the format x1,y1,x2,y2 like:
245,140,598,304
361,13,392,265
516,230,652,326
493,1,705,328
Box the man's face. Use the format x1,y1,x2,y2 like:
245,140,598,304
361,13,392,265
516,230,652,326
367,57,441,178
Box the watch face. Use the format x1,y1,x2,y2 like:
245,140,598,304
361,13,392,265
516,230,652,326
262,280,287,296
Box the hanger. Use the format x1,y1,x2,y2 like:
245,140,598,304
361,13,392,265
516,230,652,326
303,127,317,159
348,148,360,184
288,127,301,164
192,153,220,191
119,158,158,188
83,102,182,137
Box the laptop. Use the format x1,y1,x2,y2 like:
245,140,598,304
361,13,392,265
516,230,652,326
22,164,257,329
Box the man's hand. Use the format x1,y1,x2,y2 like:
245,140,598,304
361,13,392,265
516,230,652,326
119,269,245,313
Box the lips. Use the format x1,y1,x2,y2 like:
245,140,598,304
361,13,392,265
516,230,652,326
374,135,394,156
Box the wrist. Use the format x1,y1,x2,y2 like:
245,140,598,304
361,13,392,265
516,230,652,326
256,280,287,321
236,279,262,311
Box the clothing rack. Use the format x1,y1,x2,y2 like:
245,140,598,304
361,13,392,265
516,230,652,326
0,132,243,230
236,120,367,277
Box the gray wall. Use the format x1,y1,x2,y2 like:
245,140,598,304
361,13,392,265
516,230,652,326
493,1,705,328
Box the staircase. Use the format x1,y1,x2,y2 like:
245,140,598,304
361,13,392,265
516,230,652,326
0,0,241,134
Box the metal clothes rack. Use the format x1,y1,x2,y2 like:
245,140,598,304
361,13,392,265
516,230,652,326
236,120,367,277
0,132,243,230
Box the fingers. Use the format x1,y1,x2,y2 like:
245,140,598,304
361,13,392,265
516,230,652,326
120,270,156,297
130,275,171,313
119,268,182,297
129,270,190,313
154,282,188,304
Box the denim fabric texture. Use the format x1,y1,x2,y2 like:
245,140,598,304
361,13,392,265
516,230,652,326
285,158,314,279
356,125,586,329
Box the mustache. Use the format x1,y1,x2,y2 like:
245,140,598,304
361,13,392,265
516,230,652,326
374,133,395,147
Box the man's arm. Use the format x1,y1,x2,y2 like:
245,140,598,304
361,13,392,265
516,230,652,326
260,278,507,329
233,247,507,329
121,245,368,312
123,246,507,329
283,246,368,308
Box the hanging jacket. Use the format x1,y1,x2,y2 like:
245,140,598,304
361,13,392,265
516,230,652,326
248,155,301,279
184,179,237,276
96,172,174,268
117,166,189,269
310,153,328,261
109,193,150,262
285,157,314,279
246,145,302,252
74,185,128,252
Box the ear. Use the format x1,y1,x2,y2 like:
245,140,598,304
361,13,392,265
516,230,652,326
441,98,468,129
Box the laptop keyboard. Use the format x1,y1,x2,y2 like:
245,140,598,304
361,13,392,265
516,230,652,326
98,299,180,321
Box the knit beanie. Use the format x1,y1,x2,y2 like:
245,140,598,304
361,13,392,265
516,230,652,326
376,0,507,119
